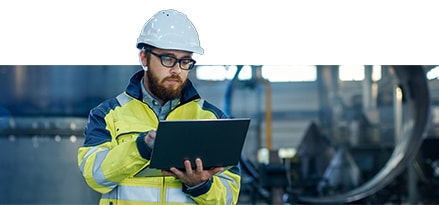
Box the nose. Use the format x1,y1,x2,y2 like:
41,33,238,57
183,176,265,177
170,63,182,75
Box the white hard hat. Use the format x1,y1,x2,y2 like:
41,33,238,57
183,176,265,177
136,9,204,55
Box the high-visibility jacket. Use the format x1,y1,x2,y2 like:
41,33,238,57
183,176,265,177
78,70,241,205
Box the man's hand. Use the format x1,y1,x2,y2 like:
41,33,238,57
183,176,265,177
162,158,224,187
144,130,156,149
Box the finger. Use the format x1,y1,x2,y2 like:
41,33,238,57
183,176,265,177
162,170,176,177
211,167,224,175
202,167,223,179
169,167,184,178
148,130,156,140
195,158,203,172
184,160,193,174
145,131,156,148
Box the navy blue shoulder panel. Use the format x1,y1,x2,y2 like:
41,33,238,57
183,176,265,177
201,100,228,119
125,70,144,101
83,97,121,146
180,80,200,104
228,163,242,176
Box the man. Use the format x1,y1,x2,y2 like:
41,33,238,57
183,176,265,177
77,9,241,205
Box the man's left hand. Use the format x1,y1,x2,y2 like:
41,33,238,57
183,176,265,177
162,158,224,187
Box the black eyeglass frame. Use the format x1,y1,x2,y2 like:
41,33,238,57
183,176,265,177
148,51,196,70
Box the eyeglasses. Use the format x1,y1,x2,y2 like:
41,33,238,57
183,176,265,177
149,51,196,70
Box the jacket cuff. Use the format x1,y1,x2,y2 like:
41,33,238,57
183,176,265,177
182,177,213,197
136,132,152,160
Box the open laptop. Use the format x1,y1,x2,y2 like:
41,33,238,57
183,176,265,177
135,118,251,177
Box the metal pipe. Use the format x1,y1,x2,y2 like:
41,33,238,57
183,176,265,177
298,66,430,204
265,80,272,150
223,65,243,118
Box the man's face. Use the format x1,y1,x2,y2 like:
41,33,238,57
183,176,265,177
142,49,192,102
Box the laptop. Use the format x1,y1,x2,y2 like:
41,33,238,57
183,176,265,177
135,118,251,177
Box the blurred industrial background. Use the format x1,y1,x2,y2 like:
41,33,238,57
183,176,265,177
0,65,437,204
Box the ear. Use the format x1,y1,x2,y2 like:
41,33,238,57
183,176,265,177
139,51,148,71
140,51,148,66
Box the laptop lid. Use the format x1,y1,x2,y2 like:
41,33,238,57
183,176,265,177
135,118,250,177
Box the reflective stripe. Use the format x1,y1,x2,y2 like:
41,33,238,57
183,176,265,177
116,93,131,106
93,149,118,188
197,99,205,108
166,187,196,204
218,172,238,187
102,185,161,202
101,185,196,204
217,173,236,205
101,185,118,200
79,146,100,173
79,146,118,189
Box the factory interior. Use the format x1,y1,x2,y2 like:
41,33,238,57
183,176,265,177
0,65,438,204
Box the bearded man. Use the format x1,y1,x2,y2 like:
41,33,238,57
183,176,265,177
77,9,241,205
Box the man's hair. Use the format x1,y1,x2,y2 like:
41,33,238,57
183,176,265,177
139,44,154,53
140,44,155,62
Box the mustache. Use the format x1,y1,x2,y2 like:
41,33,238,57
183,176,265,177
163,75,182,82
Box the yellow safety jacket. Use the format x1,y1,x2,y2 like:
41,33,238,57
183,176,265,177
78,71,241,205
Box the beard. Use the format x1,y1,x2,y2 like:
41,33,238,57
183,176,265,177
146,70,186,102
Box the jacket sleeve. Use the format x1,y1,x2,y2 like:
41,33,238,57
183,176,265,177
185,165,242,205
77,106,151,194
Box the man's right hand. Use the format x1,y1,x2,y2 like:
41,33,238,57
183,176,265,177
144,130,156,149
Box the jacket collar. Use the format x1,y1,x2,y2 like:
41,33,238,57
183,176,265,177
125,70,200,104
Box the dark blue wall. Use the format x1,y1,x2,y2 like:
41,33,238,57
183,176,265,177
0,135,100,204
0,65,140,117
0,65,141,203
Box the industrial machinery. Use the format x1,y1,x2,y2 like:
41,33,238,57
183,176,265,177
235,66,432,204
